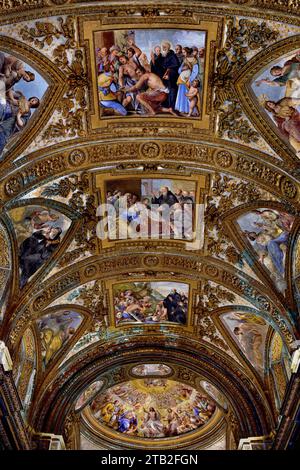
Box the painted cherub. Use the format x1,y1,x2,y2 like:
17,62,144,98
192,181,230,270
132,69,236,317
185,79,200,117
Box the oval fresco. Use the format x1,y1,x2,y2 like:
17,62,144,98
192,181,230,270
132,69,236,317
89,379,216,438
131,364,172,377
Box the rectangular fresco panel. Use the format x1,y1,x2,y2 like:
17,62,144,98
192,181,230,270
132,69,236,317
113,281,189,326
94,29,206,118
104,178,196,241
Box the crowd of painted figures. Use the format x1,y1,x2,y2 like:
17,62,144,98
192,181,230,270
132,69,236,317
91,380,216,438
106,184,194,239
114,286,188,325
0,52,40,157
97,39,204,117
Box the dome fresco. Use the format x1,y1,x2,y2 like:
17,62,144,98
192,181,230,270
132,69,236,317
89,379,216,438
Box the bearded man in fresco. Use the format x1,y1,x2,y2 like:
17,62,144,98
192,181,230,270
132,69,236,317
160,40,180,110
151,186,179,207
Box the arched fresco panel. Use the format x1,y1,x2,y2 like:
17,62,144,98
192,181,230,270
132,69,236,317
199,380,228,410
8,205,71,288
75,380,104,412
220,312,269,376
0,51,47,160
252,49,300,157
89,379,216,438
236,208,295,293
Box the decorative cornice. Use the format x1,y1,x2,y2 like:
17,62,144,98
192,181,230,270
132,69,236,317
5,251,296,351
0,142,299,207
1,1,300,24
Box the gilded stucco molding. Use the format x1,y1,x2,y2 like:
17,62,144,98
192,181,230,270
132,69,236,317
5,252,296,352
213,17,279,146
0,364,31,449
1,1,300,25
0,142,299,207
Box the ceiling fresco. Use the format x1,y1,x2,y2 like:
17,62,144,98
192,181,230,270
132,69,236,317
94,29,206,119
113,281,189,326
88,378,217,439
236,208,295,293
131,363,172,377
252,50,300,157
8,205,71,288
36,309,83,368
0,51,47,161
0,0,299,452
75,379,104,411
220,312,269,376
199,380,228,410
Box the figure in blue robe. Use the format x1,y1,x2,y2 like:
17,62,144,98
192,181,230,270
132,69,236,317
175,62,199,114
117,412,137,433
0,92,39,158
0,101,30,156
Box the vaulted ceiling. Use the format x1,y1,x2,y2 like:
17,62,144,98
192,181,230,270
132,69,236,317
0,0,299,450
